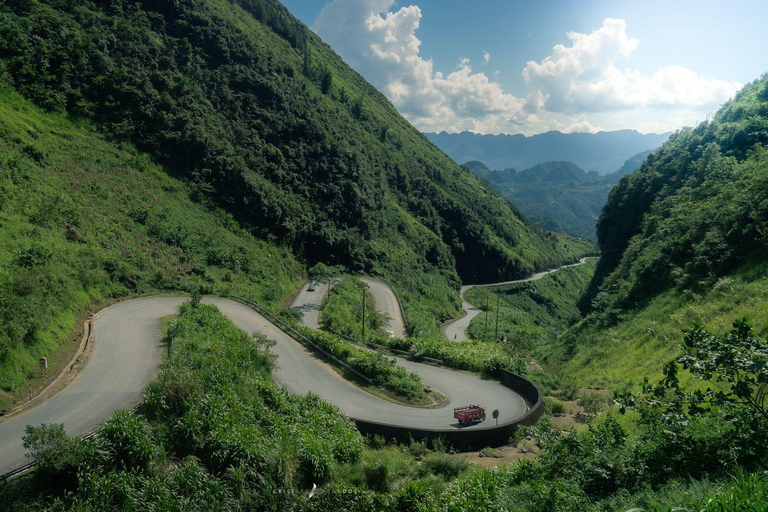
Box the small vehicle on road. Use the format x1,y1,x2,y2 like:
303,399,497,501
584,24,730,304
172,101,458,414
307,283,315,291
454,404,486,424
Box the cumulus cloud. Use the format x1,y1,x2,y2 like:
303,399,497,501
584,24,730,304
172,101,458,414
313,3,740,134
522,18,740,115
314,0,540,133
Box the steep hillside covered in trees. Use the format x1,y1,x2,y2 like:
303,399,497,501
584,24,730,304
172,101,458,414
551,74,768,386
468,160,626,241
587,74,768,313
0,0,591,294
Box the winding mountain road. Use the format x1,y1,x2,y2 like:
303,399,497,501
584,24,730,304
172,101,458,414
441,258,595,342
1,294,527,474
357,277,408,338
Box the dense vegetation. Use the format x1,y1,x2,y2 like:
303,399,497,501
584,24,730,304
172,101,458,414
294,326,424,400
0,85,302,404
550,74,768,386
373,336,526,378
415,314,768,512
2,0,766,509
588,73,768,313
5,305,764,511
0,303,488,511
465,259,596,353
0,0,595,401
1,303,365,510
0,0,593,303
467,161,628,241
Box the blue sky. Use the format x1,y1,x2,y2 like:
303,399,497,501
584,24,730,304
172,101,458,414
281,0,768,135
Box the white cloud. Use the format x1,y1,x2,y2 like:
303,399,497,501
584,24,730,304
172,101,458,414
522,18,740,115
313,3,740,135
314,0,536,133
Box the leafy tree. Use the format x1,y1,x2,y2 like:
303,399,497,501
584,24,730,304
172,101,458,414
680,318,768,421
23,423,105,490
577,392,606,418
309,262,346,293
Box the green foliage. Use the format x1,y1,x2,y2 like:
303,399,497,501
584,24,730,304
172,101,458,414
99,410,154,472
376,335,526,377
295,325,424,399
321,275,391,340
576,393,606,417
545,397,567,416
6,304,365,511
588,73,768,314
0,0,592,306
22,423,106,491
0,85,303,397
679,318,768,421
554,258,768,389
418,453,468,480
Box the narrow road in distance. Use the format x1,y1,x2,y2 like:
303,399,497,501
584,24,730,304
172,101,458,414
441,257,596,342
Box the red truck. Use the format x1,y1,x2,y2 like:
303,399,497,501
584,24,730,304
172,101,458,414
454,404,486,424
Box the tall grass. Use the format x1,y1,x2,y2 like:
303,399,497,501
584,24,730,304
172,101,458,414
550,258,768,389
0,86,304,400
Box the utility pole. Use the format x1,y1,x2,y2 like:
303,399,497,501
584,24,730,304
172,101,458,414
361,287,366,341
494,296,500,341
484,298,489,340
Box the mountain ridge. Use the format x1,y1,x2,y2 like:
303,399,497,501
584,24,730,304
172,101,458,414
464,158,638,240
426,129,670,175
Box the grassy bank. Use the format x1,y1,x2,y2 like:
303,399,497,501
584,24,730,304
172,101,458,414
0,303,478,511
548,257,768,390
0,85,303,406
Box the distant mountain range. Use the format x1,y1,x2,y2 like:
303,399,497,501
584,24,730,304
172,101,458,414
464,154,650,241
425,130,670,175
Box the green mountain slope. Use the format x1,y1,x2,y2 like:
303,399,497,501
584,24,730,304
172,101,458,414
0,0,592,279
0,84,303,401
552,73,768,386
0,0,593,336
589,74,768,312
467,160,626,241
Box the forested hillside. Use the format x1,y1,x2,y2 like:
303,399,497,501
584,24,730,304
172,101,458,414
587,73,768,313
0,84,304,402
0,0,591,293
550,73,768,386
0,0,593,401
468,160,625,241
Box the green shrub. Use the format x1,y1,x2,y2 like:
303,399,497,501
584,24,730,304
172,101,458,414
364,460,392,492
296,326,424,399
22,423,106,491
100,410,154,472
545,397,567,415
577,393,607,417
419,454,468,480
376,335,527,377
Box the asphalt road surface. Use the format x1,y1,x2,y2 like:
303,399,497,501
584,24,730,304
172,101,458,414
1,295,526,474
358,276,407,338
290,281,329,329
441,258,595,342
0,297,170,474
